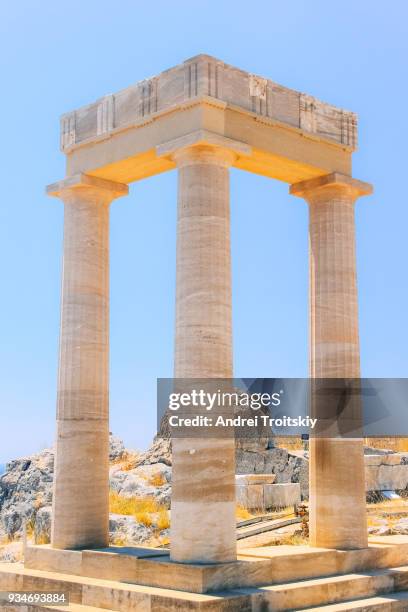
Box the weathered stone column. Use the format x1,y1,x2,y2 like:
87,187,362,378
47,174,128,550
291,173,372,550
170,145,237,563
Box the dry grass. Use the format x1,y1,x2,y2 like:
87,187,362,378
367,498,408,509
270,506,294,517
280,532,308,546
136,512,153,527
236,505,294,522
110,451,141,471
120,453,140,472
366,497,408,533
109,491,170,533
367,516,380,528
273,437,306,451
236,505,253,520
364,438,408,452
25,517,36,539
267,531,308,546
148,473,167,487
35,532,50,545
109,491,160,515
111,450,140,465
160,536,170,546
33,494,43,511
156,509,170,531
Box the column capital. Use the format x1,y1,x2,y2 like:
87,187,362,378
290,172,373,202
46,173,128,200
173,144,238,168
156,129,251,168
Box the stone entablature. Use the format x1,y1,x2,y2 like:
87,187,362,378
60,54,357,153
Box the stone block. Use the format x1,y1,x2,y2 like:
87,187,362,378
365,454,403,467
62,55,356,155
236,484,264,510
236,485,247,507
246,484,264,510
364,456,408,491
235,474,275,485
24,545,82,576
264,483,300,509
378,465,408,490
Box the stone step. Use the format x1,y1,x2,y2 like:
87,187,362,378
301,590,408,610
2,606,113,612
255,566,408,610
0,563,251,611
46,606,115,611
30,605,115,612
24,538,408,594
2,562,408,611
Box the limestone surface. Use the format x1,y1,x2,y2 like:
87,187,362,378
61,55,357,155
46,56,374,566
0,436,167,543
170,146,237,563
291,173,373,550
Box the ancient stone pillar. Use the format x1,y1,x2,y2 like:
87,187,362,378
291,173,373,550
170,145,237,563
47,174,128,550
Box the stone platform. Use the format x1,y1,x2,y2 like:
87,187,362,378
2,537,408,610
235,475,301,511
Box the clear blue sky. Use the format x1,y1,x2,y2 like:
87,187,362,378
0,1,407,462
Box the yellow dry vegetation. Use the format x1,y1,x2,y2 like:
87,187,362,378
273,437,305,451
136,512,153,527
364,438,408,452
236,505,253,520
273,532,308,546
109,491,160,515
118,452,140,472
35,533,50,545
147,473,167,487
109,491,170,531
156,508,170,530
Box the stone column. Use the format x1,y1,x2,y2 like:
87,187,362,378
291,173,372,550
170,145,237,563
46,174,128,550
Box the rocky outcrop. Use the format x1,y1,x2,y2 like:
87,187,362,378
4,434,408,547
109,513,169,545
30,507,166,547
110,462,171,507
109,435,126,462
0,436,311,544
34,506,52,543
0,448,54,541
0,541,22,563
0,436,171,543
136,438,310,497
0,433,128,541
136,438,172,467
109,514,152,544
